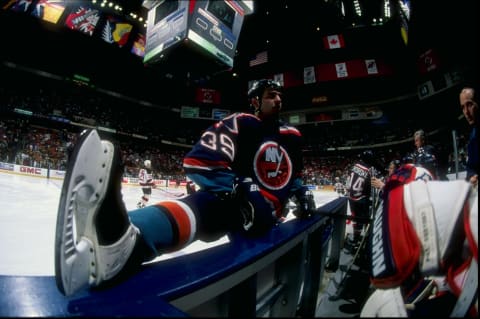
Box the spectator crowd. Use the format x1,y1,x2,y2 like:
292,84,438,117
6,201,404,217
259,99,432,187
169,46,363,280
0,75,473,186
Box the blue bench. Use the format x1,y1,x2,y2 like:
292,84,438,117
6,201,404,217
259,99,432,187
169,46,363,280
0,197,347,317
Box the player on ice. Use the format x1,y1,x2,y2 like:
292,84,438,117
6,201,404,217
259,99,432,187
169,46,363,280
136,159,155,208
54,79,316,296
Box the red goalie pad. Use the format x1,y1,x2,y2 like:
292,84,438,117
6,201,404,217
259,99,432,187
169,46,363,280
370,186,422,288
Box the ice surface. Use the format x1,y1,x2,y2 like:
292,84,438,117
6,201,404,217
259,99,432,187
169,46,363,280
0,172,344,276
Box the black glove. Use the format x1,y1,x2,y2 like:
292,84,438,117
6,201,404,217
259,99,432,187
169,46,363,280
291,187,316,218
232,177,277,234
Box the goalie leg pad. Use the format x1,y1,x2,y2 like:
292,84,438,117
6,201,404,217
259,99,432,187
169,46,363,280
370,180,472,288
448,189,478,317
409,180,471,269
370,186,421,288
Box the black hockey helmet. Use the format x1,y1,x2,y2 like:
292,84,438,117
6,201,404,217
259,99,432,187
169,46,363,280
358,150,375,166
247,79,282,101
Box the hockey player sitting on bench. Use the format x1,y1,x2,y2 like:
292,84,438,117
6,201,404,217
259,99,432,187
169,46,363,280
54,79,316,296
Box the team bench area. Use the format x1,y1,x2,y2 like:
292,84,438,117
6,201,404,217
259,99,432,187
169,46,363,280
0,197,347,317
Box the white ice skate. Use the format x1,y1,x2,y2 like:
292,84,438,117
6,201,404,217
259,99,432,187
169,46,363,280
55,129,138,296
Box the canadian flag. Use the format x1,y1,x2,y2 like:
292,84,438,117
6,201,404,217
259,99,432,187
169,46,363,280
324,34,345,49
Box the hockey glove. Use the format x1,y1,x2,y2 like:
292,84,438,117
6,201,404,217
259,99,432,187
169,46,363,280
384,163,434,194
232,177,277,235
291,187,316,218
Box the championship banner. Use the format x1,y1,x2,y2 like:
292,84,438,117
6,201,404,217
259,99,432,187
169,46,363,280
365,59,378,75
264,58,394,87
31,0,66,24
195,88,221,105
314,59,391,82
303,66,316,84
335,62,348,78
131,32,146,57
101,15,133,47
65,5,101,36
417,49,440,74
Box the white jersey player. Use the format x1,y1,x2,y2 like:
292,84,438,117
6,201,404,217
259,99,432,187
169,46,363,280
137,160,155,208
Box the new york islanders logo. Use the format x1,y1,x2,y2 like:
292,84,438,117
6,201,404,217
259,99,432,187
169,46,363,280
254,142,292,190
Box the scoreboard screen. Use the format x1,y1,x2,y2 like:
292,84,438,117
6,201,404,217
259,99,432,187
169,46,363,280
144,0,189,64
144,0,253,67
187,0,247,67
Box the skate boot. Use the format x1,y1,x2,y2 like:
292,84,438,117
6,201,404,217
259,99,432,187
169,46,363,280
55,129,139,296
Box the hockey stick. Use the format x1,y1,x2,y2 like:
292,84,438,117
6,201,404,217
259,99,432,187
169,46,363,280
328,220,371,301
328,191,379,301
155,187,185,198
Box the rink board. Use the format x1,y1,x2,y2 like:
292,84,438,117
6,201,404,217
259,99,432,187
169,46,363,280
0,198,347,317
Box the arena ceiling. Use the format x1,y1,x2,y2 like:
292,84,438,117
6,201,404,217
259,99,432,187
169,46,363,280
116,0,477,67
131,0,408,78
124,0,477,97
1,0,477,109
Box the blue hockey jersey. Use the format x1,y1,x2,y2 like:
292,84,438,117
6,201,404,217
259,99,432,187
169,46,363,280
183,112,305,217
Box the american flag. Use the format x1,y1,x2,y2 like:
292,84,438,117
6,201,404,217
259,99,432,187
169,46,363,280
249,51,268,67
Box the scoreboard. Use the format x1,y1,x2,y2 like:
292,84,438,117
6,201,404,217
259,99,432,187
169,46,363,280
143,0,253,68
